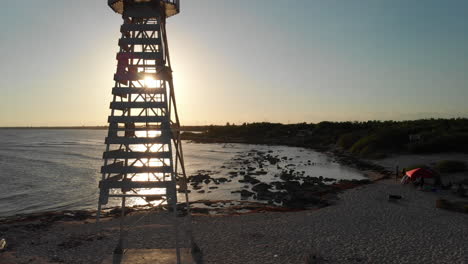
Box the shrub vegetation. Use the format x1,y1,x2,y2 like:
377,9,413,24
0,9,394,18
436,160,467,173
181,118,468,156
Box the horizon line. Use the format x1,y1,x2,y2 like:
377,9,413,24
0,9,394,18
1,117,468,129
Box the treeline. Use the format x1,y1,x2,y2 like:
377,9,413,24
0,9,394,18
181,118,468,157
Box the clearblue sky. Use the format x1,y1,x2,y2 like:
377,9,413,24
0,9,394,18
1,0,467,126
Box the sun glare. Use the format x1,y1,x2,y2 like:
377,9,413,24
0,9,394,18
144,76,158,88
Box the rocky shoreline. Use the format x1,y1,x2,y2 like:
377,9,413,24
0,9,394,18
187,149,376,210
0,147,389,226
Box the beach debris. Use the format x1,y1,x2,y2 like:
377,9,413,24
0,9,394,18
304,251,327,264
0,238,6,251
388,194,403,202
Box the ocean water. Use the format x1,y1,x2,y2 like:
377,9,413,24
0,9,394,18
0,129,365,217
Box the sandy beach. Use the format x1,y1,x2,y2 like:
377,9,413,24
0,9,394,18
2,177,467,264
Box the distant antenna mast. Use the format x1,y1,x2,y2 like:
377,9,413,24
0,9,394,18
97,1,198,263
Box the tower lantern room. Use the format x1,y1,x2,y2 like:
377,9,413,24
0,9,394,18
108,0,180,18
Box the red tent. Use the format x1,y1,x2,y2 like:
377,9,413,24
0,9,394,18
406,168,434,179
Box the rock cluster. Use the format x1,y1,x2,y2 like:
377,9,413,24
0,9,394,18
187,149,373,210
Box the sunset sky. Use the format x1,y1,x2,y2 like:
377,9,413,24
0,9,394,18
1,0,467,126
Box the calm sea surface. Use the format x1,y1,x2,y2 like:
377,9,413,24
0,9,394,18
0,129,365,217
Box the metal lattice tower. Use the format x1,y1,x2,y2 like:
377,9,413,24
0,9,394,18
97,1,198,263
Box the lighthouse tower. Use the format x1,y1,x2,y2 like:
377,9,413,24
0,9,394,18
97,1,197,263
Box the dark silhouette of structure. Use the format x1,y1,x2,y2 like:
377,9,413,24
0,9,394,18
97,1,198,263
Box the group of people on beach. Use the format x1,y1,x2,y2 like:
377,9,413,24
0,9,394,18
398,167,466,197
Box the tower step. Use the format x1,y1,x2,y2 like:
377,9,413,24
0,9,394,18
108,194,166,199
112,87,166,97
113,71,171,83
110,102,167,110
101,164,172,174
108,116,168,123
119,38,161,46
100,180,174,190
120,24,160,32
105,136,170,145
117,52,163,61
108,126,168,132
103,150,172,159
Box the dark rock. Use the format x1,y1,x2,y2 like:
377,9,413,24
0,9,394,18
192,208,210,214
252,183,271,193
240,190,255,197
239,175,260,185
266,154,280,165
280,171,297,181
247,167,256,171
109,207,134,216
214,177,228,183
282,181,301,192
188,173,211,183
255,190,276,200
303,176,323,184
251,170,268,175
301,182,318,191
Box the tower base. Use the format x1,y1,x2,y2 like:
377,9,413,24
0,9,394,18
102,248,196,264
